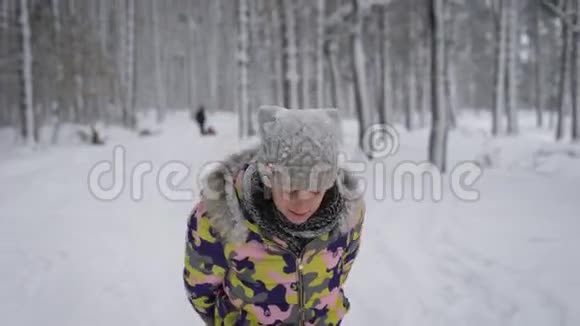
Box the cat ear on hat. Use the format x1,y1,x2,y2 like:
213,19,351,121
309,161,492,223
257,105,285,136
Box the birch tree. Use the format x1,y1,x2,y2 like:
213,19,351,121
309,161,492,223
377,4,392,126
152,0,165,123
407,4,418,131
416,4,428,128
70,0,85,124
428,0,449,172
443,0,457,129
238,0,250,138
315,0,325,107
572,0,580,140
96,0,110,125
350,0,371,157
50,0,63,143
249,0,267,113
534,1,545,127
556,0,572,140
492,0,508,136
120,0,136,129
325,39,341,109
299,3,312,108
279,0,299,109
0,0,9,125
185,0,197,117
19,0,35,144
209,0,221,111
419,12,430,128
505,0,519,134
268,1,283,105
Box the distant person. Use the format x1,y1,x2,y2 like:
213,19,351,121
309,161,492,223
183,106,366,324
195,105,207,135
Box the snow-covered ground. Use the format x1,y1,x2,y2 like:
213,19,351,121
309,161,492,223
1,110,579,326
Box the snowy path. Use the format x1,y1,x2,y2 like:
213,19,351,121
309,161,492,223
1,112,579,326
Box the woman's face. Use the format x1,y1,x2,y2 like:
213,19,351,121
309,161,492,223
271,188,326,224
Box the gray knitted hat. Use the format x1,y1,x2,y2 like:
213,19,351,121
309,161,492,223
256,105,340,192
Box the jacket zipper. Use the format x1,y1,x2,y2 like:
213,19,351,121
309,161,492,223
268,240,308,325
295,252,306,325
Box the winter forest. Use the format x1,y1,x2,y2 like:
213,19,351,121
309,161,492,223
1,0,580,326
2,0,580,162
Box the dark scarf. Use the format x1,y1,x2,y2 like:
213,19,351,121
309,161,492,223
240,164,346,256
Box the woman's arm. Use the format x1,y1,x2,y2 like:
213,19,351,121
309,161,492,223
183,202,228,324
340,201,365,286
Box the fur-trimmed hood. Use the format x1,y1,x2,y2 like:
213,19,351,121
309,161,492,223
199,145,365,244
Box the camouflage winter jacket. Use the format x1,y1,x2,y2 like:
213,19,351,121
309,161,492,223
183,148,365,325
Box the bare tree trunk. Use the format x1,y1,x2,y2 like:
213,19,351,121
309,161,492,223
1,3,8,125
92,0,107,125
324,40,339,108
68,0,83,124
250,0,260,136
99,1,118,124
152,0,166,123
505,0,519,134
1,0,8,125
263,0,275,104
556,0,572,140
428,0,448,172
315,0,325,107
248,0,259,112
125,0,136,129
534,1,545,127
209,0,221,111
19,0,35,145
299,4,311,108
405,72,414,130
392,64,401,118
466,42,477,111
346,79,354,117
572,0,580,140
75,74,84,123
420,26,430,128
238,0,250,138
371,53,380,123
493,0,508,136
406,7,417,131
270,2,283,105
279,0,289,108
258,0,271,114
416,11,426,128
187,0,199,117
378,5,391,126
185,5,193,113
117,0,127,124
351,0,371,157
50,0,63,144
443,0,457,129
115,0,136,129
549,15,561,131
189,1,204,111
279,0,299,109
325,40,341,109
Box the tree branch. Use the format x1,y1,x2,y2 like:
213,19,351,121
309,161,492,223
541,0,580,32
325,3,352,28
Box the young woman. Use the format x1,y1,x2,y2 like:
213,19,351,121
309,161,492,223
184,106,365,325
